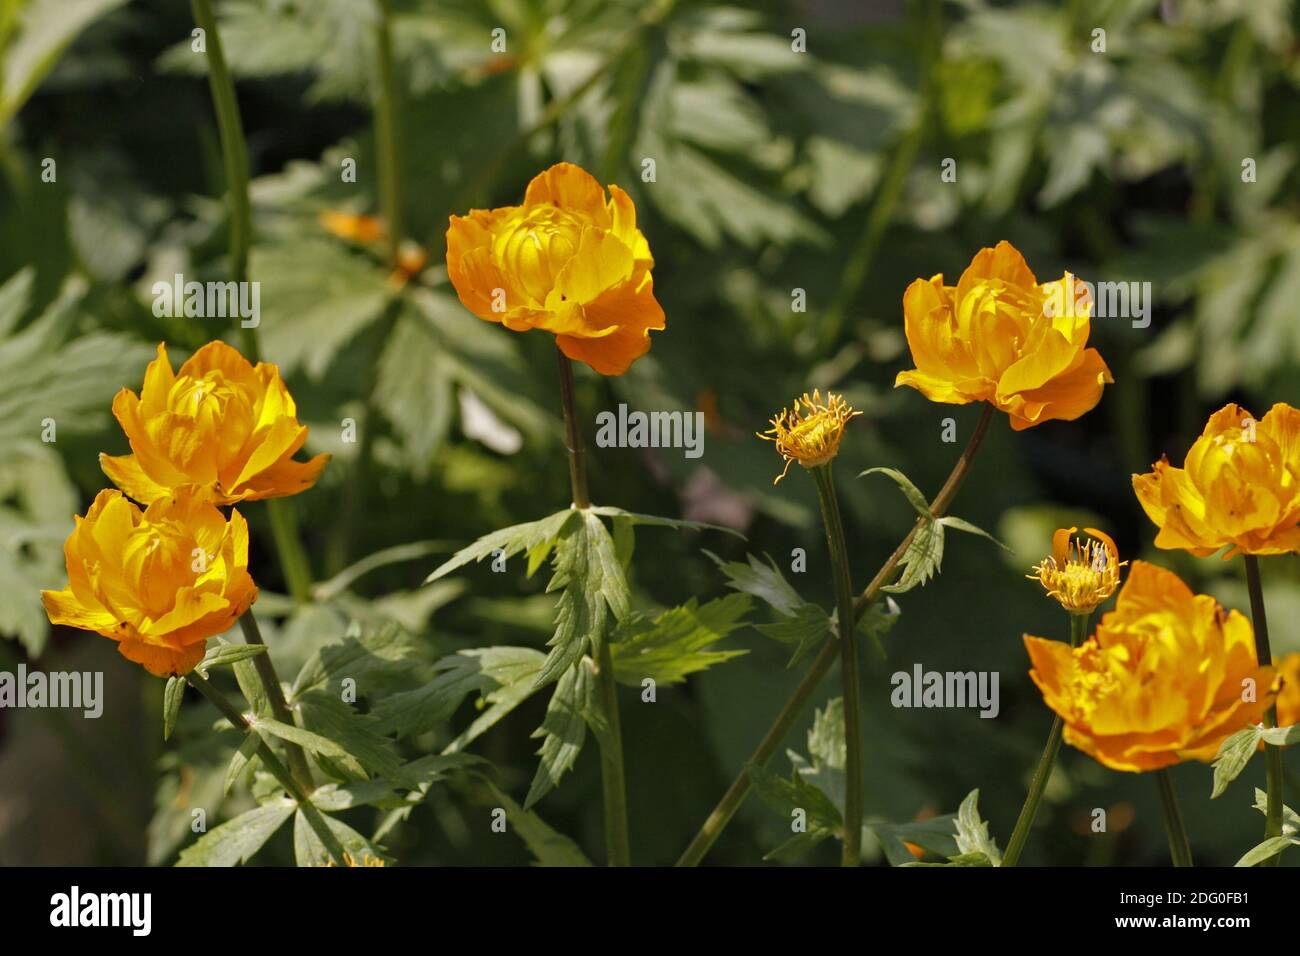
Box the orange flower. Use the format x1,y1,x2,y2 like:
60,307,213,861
895,241,1113,430
319,210,386,245
41,488,258,677
1133,403,1300,558
445,162,665,376
1275,652,1300,729
101,341,329,506
1024,562,1274,772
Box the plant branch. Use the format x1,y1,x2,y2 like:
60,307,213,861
1244,554,1284,867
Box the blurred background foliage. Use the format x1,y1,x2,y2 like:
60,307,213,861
1,0,1299,866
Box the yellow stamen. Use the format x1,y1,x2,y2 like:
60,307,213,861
758,390,861,485
1028,526,1125,614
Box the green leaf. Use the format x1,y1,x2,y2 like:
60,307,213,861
371,646,539,740
1260,724,1300,747
884,518,945,594
525,662,593,809
224,732,262,796
869,814,961,866
196,641,268,672
296,691,403,781
1251,787,1300,836
175,800,294,867
705,550,804,617
748,757,843,857
469,775,594,867
1211,726,1263,798
231,656,270,719
860,467,931,518
442,648,547,754
610,594,750,686
938,515,1011,551
293,807,383,867
249,715,355,769
1235,836,1296,868
535,511,629,688
588,506,742,538
1,0,128,126
425,509,576,584
163,676,184,742
291,621,420,699
755,603,830,668
856,595,901,654
953,789,1002,866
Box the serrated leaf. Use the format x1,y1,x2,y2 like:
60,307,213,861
1211,726,1263,798
291,621,419,698
371,646,536,740
1251,787,1300,836
705,550,804,617
589,506,742,538
884,518,945,594
856,595,901,655
231,656,270,718
869,814,961,866
861,467,931,518
175,800,294,867
297,691,403,781
748,759,843,836
755,603,830,668
425,509,576,584
468,775,594,867
162,676,184,741
442,648,547,754
224,732,262,796
534,511,629,688
610,594,750,686
525,662,592,809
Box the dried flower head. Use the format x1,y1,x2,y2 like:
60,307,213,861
1029,526,1124,614
758,390,861,484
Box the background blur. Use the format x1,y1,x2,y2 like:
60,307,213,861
2,0,1299,866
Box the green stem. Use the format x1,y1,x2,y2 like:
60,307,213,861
1002,610,1089,867
324,0,406,573
1155,768,1194,867
1244,554,1284,866
239,608,314,794
191,0,317,601
190,0,256,360
555,347,628,864
676,403,995,866
815,0,941,353
186,670,344,863
812,464,864,865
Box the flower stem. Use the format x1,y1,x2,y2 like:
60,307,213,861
239,608,314,794
676,403,995,866
186,669,344,863
555,346,629,864
1155,768,1194,867
189,0,255,359
1002,610,1089,867
812,464,864,865
1244,554,1284,867
191,0,315,602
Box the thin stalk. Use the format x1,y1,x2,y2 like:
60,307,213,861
1002,610,1089,867
186,670,345,863
555,346,628,864
677,403,995,866
1244,554,1284,866
325,0,406,572
239,608,314,794
191,0,316,601
1155,768,1194,867
190,0,255,360
811,464,864,865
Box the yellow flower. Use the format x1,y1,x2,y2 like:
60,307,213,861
1028,526,1125,614
1275,652,1300,730
445,162,665,376
100,341,329,506
41,488,258,677
1023,562,1274,773
319,210,386,245
895,241,1113,431
1133,403,1300,558
758,390,861,484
